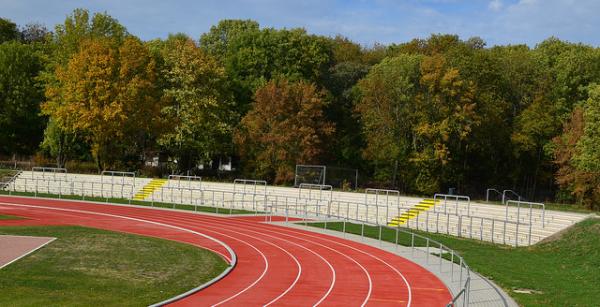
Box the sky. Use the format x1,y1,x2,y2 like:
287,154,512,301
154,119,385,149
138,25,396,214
1,0,599,47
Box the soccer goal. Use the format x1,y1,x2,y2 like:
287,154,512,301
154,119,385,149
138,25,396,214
294,164,358,190
294,165,326,187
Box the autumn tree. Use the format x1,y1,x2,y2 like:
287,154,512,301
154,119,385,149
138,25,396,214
235,79,335,184
42,37,161,170
553,85,600,209
157,36,236,172
40,9,130,166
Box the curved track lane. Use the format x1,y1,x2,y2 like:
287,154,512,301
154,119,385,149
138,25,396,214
0,196,451,306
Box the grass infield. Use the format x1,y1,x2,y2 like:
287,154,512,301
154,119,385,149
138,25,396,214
307,219,600,307
0,225,228,306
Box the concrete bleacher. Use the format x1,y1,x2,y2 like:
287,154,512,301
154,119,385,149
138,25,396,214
3,171,589,246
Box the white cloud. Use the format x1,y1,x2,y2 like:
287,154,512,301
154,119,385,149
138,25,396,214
489,0,503,11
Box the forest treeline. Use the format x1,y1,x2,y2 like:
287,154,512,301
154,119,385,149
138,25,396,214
1,9,599,208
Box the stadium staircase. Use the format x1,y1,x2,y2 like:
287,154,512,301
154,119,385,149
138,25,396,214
132,178,167,201
0,170,22,190
388,198,439,226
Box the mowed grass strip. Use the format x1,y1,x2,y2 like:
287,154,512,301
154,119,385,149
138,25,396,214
0,214,24,220
307,219,600,307
0,225,228,306
0,190,256,214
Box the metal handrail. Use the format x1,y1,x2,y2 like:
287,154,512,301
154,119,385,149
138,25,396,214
434,194,471,215
4,175,474,306
486,188,502,202
264,201,472,307
501,189,521,204
505,200,545,229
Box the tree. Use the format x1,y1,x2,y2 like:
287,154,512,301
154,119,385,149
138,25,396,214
200,20,333,110
40,9,131,166
0,41,45,155
412,55,480,193
574,85,600,172
0,18,19,43
355,55,422,189
158,37,235,172
235,79,335,183
50,9,128,65
40,118,85,167
20,23,50,43
42,37,161,169
552,85,600,209
199,19,260,61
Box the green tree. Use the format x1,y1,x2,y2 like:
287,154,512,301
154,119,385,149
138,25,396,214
0,18,19,43
200,20,332,109
158,37,235,172
574,85,600,172
0,41,45,155
355,55,422,189
235,79,335,183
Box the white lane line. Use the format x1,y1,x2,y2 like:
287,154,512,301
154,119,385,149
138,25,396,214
153,214,335,306
0,202,235,263
156,214,369,306
208,228,300,306
261,224,414,307
222,217,413,307
0,202,240,307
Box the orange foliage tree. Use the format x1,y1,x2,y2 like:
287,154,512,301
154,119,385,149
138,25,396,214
234,79,335,184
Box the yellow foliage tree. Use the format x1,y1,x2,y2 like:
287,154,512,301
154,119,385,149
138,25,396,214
43,37,161,169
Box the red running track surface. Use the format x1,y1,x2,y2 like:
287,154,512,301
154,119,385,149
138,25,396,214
0,196,451,306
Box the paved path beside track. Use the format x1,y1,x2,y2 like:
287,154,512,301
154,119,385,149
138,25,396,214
0,196,451,306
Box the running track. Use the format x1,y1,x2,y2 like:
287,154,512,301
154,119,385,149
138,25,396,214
0,196,451,306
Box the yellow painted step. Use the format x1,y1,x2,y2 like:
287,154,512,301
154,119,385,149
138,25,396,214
387,198,441,227
133,178,168,201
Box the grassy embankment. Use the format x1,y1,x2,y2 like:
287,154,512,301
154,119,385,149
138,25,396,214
307,218,600,306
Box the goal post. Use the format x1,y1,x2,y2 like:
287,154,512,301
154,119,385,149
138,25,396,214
294,165,359,190
294,165,326,187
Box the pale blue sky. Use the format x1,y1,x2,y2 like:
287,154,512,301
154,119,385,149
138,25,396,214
1,0,599,47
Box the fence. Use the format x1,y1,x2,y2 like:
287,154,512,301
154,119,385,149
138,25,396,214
264,199,471,307
434,194,471,215
505,200,546,228
7,174,548,306
167,175,202,189
298,183,332,201
101,170,136,185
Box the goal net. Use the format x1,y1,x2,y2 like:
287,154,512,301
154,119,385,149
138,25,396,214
294,165,326,187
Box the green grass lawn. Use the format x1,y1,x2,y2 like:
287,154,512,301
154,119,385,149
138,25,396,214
0,190,256,215
0,225,228,306
0,214,24,220
307,219,600,307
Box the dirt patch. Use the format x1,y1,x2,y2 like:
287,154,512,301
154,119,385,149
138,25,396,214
0,235,55,268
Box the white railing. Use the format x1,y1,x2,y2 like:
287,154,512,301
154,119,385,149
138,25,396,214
434,194,471,215
505,200,545,227
0,175,481,307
